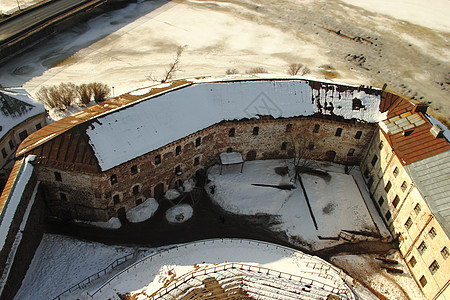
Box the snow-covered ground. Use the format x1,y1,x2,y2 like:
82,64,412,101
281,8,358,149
0,0,449,122
207,159,390,251
0,0,43,14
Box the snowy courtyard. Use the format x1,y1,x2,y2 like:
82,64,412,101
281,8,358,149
207,159,390,251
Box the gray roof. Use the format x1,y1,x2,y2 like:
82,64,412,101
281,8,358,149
406,150,450,238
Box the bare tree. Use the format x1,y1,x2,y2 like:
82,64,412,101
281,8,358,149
36,83,76,110
89,82,110,103
287,63,303,75
245,67,268,74
76,83,92,105
226,68,239,75
162,45,186,83
58,82,76,108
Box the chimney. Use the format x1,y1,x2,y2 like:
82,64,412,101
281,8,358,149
430,124,444,138
413,103,428,114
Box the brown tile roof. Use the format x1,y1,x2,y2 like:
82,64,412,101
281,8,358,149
0,158,25,213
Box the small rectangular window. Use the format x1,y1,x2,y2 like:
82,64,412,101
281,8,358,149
378,141,384,150
228,128,235,137
131,165,138,175
428,227,437,239
35,123,42,130
414,203,421,215
418,241,427,255
113,194,120,204
378,196,385,206
54,172,62,182
155,154,161,165
354,131,362,139
252,126,259,135
132,185,139,195
60,193,67,201
392,195,400,208
1,148,6,159
405,217,413,230
347,148,355,156
364,169,370,178
285,124,292,132
419,275,427,287
313,124,320,133
195,137,201,147
19,130,28,142
226,147,233,153
194,157,200,166
384,181,392,193
441,247,449,259
367,176,374,188
401,181,408,192
175,165,181,175
393,166,399,177
110,174,117,185
335,128,343,136
281,142,287,150
429,260,440,275
409,256,417,267
8,140,14,150
371,155,378,166
385,210,391,221
308,142,314,150
176,146,181,156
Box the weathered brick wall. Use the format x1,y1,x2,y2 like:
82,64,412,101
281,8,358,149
38,116,375,221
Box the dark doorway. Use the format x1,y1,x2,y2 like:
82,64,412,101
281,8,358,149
325,150,336,162
246,150,256,161
154,183,164,199
117,207,126,222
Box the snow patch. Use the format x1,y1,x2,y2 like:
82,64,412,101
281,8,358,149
164,189,181,201
126,198,159,223
182,179,196,193
78,217,122,230
165,204,193,224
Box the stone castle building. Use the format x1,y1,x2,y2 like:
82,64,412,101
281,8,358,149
0,77,449,299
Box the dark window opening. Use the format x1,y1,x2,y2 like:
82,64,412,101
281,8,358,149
378,196,385,206
252,126,259,135
393,166,399,177
226,147,233,153
281,142,287,150
175,165,181,175
364,169,370,178
113,194,120,204
131,165,138,175
409,256,417,267
347,148,355,156
367,176,374,188
429,260,440,275
54,172,62,182
35,123,42,130
405,217,413,230
308,142,314,150
285,124,292,132
335,128,343,136
418,241,427,255
195,137,201,147
419,276,427,287
371,155,378,166
19,130,28,142
8,140,14,150
176,146,181,156
429,227,437,239
441,247,449,259
136,198,143,206
228,128,235,137
354,131,362,139
194,157,200,166
60,193,67,201
385,181,392,193
385,210,391,221
414,203,421,215
155,154,161,165
392,195,400,208
313,124,320,133
132,185,139,195
378,141,384,150
401,181,408,192
110,174,117,185
1,148,6,159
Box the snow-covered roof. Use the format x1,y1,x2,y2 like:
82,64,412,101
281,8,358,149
86,79,385,171
0,88,45,140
